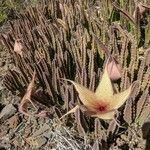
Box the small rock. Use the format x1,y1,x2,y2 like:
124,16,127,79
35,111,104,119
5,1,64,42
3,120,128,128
0,126,8,137
26,136,47,149
0,104,17,122
7,114,20,128
0,137,11,149
43,131,53,138
13,137,23,148
32,124,50,137
23,124,32,138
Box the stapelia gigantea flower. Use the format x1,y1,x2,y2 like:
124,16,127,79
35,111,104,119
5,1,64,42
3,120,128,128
61,58,136,120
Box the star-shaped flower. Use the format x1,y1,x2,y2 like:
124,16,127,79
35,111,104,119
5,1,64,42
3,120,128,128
61,58,136,120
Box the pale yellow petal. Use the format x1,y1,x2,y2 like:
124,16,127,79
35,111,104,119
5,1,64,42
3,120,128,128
62,79,99,108
95,58,114,100
60,105,79,119
110,82,136,109
92,110,116,120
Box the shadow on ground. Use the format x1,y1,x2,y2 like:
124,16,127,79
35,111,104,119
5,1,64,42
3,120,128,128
142,122,150,150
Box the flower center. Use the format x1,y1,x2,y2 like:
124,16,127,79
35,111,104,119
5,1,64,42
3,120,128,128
98,106,107,111
96,103,108,112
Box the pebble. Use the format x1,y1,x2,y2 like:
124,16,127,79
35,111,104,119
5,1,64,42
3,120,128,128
26,136,47,149
32,124,50,137
7,114,20,128
0,104,17,122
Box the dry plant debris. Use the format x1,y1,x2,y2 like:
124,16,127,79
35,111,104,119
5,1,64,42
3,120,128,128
19,70,50,117
19,70,36,116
